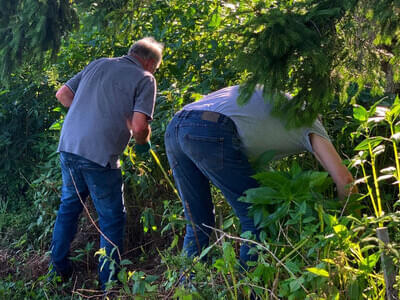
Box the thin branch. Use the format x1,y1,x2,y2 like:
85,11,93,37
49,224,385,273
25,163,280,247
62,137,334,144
69,169,122,262
202,224,310,294
278,222,310,265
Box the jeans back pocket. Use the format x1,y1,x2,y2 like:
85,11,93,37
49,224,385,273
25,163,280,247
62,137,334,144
184,134,224,170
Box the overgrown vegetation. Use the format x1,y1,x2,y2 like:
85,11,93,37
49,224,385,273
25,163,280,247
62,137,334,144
1,0,400,299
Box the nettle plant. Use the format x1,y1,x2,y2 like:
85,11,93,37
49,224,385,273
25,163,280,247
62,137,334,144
351,97,400,218
238,155,386,297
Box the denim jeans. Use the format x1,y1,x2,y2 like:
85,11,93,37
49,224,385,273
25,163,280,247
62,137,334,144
165,110,259,265
51,152,125,288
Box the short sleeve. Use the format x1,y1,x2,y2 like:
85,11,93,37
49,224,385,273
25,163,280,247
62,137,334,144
303,119,331,152
65,70,83,94
133,75,156,120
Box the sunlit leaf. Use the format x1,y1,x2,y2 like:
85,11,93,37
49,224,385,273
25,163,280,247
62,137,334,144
391,132,400,142
322,258,335,265
306,267,329,277
380,166,396,174
353,105,368,122
95,248,106,257
333,224,347,234
354,137,384,151
377,174,394,182
372,145,385,156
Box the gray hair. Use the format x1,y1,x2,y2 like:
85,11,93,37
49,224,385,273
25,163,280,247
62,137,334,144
128,37,164,67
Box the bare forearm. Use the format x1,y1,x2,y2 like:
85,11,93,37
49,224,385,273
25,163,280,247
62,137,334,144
127,112,152,144
56,85,74,107
332,168,357,200
133,125,151,144
310,133,356,200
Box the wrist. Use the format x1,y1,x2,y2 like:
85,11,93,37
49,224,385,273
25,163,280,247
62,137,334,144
135,141,151,154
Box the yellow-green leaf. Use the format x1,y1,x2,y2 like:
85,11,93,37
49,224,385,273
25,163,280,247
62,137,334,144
306,267,329,277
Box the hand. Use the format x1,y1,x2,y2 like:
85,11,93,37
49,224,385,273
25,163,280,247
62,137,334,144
134,141,151,156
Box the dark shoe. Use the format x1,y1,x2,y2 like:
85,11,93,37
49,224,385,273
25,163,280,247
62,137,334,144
47,264,73,283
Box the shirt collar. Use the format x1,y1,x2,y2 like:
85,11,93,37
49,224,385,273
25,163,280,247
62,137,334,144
123,55,143,69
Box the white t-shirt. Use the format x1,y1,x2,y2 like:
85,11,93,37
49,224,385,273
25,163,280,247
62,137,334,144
182,85,330,160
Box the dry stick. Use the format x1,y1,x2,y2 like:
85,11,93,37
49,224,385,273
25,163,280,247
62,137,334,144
73,290,106,299
68,169,122,262
272,268,280,299
202,224,310,294
376,227,398,300
194,229,282,300
207,232,280,300
70,276,78,300
340,155,360,218
278,222,310,265
340,180,358,218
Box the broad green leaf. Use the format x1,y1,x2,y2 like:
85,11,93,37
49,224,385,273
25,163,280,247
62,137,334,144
286,261,301,274
360,252,380,271
354,137,384,151
353,105,368,122
303,216,316,223
259,203,290,227
309,171,329,188
253,171,290,189
289,276,304,292
242,187,283,204
120,259,133,266
222,217,234,229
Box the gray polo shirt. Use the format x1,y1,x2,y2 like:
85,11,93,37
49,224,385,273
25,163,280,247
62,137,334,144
58,55,156,168
182,85,330,161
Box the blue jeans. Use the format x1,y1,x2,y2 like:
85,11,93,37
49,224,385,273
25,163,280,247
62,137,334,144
165,110,259,265
51,152,125,287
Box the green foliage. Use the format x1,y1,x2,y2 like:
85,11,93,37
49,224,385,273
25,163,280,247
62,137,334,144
2,1,400,299
350,96,400,217
0,275,70,300
233,0,400,127
0,0,78,81
242,162,332,236
235,0,354,127
0,77,60,210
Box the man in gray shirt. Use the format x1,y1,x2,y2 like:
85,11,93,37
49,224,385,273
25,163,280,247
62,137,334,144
165,85,356,266
51,37,163,289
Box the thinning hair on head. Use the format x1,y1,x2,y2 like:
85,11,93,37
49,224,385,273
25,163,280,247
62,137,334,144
128,37,164,66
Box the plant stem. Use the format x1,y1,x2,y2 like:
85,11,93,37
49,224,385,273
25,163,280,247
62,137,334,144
360,161,379,218
368,142,383,223
389,122,400,200
229,263,238,300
